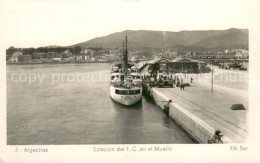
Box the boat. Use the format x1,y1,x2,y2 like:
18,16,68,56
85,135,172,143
109,35,142,105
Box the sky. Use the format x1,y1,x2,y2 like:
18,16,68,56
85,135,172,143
1,0,259,48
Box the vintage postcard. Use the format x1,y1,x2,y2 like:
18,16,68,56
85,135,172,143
0,0,259,162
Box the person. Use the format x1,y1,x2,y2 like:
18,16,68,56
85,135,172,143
208,130,224,144
169,75,172,81
191,77,193,83
177,78,180,87
158,76,162,82
163,100,172,117
180,84,185,90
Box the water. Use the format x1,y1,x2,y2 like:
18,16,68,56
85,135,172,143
7,64,194,145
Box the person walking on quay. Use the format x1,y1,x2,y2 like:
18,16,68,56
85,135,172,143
180,84,185,90
177,78,180,87
191,77,193,83
163,100,172,117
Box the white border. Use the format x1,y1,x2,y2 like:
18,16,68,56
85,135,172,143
0,0,260,162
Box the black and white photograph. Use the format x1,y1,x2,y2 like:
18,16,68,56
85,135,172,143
0,0,259,162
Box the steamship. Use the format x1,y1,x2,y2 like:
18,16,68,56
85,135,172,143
109,35,142,105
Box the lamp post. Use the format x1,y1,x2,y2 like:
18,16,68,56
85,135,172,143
211,68,214,94
182,62,183,73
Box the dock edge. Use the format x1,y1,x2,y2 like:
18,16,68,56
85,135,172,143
151,88,233,144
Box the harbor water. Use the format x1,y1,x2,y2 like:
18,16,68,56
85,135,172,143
7,64,194,144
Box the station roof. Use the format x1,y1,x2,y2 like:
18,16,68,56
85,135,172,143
147,57,205,64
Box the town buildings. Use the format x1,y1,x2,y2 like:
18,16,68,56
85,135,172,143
18,54,31,62
157,48,178,59
6,47,248,64
186,49,249,59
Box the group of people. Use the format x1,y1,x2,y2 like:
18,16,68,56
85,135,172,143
142,72,195,90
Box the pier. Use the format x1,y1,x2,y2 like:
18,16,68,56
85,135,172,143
139,61,248,143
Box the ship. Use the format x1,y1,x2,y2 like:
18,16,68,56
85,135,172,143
109,35,142,105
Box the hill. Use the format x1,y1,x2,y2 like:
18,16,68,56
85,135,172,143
73,28,248,50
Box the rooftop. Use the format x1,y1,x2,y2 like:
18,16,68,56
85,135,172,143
147,57,205,64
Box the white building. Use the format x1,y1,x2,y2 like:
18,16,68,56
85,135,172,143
169,51,178,58
76,56,83,61
90,57,96,61
53,58,62,62
233,49,249,59
10,52,23,62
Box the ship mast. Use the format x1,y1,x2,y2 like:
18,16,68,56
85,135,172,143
125,35,128,76
122,41,125,70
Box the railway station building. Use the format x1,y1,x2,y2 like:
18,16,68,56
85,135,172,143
147,58,209,73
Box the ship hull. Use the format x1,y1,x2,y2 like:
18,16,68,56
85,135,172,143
110,85,142,106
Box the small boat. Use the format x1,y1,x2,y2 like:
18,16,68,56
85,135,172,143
109,35,142,105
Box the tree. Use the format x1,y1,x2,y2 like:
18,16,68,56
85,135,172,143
73,46,81,60
74,46,81,54
6,46,17,56
37,47,48,53
22,47,35,55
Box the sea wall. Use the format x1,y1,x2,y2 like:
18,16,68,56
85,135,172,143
151,88,233,144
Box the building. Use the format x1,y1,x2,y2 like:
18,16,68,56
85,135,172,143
76,55,83,61
78,54,91,60
158,48,178,59
82,48,95,54
224,49,230,54
10,52,23,62
233,49,249,59
106,54,121,62
232,49,245,53
32,52,45,59
185,51,192,58
63,50,71,55
97,58,104,62
147,58,209,73
18,54,32,62
52,53,62,61
48,52,58,59
83,55,90,60
69,56,75,61
53,58,61,62
89,57,96,61
169,51,178,58
244,50,249,58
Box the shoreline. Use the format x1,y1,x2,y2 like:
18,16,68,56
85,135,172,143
6,61,116,65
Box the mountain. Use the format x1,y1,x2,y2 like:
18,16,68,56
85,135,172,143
44,45,61,48
73,28,248,50
192,28,248,48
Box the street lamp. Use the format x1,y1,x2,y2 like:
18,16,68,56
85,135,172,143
211,68,214,94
